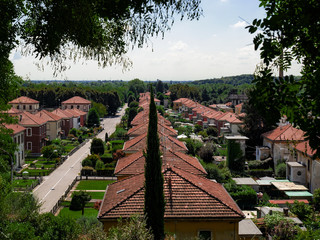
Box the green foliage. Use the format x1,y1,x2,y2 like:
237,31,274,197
206,127,217,137
183,139,203,156
156,105,165,116
248,1,320,156
198,142,214,163
70,191,91,215
82,158,93,167
87,108,100,128
202,162,231,183
92,101,107,117
77,216,107,240
107,215,153,240
248,158,273,170
224,180,257,209
275,163,286,178
175,125,192,137
83,154,100,168
313,188,320,211
76,180,115,190
69,128,78,137
110,127,127,138
41,145,60,159
128,107,138,127
95,160,105,170
194,124,202,134
144,85,165,240
90,138,104,155
105,132,109,142
227,140,244,173
288,200,312,222
264,212,298,240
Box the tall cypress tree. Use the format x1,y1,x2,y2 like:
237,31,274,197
144,86,165,240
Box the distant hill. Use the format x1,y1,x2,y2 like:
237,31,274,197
191,74,254,86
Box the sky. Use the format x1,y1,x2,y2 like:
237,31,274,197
10,0,301,81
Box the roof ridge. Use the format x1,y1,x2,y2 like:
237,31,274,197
116,152,144,174
169,151,205,174
166,167,243,217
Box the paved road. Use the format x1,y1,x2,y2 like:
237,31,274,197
33,105,127,213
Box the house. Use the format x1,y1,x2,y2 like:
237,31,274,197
127,122,177,139
235,103,244,115
238,219,263,240
5,123,26,169
261,124,305,167
98,166,244,240
123,132,187,154
15,112,47,156
34,110,62,141
131,110,171,126
114,150,206,180
67,108,87,127
51,109,73,137
63,109,81,129
9,96,39,113
228,93,248,106
61,96,91,112
288,141,320,193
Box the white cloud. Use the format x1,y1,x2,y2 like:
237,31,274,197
231,21,247,28
169,41,188,51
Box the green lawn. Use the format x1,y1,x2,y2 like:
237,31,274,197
60,201,94,208
23,168,52,176
59,207,98,219
76,180,115,190
87,192,105,199
13,179,38,188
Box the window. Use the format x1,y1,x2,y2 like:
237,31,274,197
71,105,74,109
21,133,24,143
47,123,50,130
27,142,32,150
199,231,212,240
27,128,32,136
77,105,80,109
23,105,26,110
18,135,20,144
297,171,302,176
29,105,32,110
17,105,19,109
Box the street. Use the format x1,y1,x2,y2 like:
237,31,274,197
33,105,127,213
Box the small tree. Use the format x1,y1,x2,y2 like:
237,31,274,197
313,188,320,211
227,140,244,173
78,135,83,144
83,154,100,168
95,160,104,170
70,191,91,215
87,108,100,128
90,138,104,155
69,128,78,137
275,163,286,178
198,143,214,163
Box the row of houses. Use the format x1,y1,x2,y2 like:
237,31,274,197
173,98,244,136
4,96,91,169
98,93,247,240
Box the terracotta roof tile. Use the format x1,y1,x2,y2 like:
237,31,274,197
99,167,244,220
262,124,305,142
61,96,91,104
34,110,62,121
295,141,316,157
4,123,26,135
114,150,206,177
131,111,171,126
51,108,73,119
9,96,39,104
123,132,187,153
16,112,47,126
127,122,177,137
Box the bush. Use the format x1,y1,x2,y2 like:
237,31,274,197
198,142,214,163
275,162,286,178
246,168,274,178
206,127,217,137
183,139,203,156
248,158,273,169
204,163,226,183
313,188,320,211
194,124,202,133
82,158,93,167
105,132,109,142
288,200,312,222
90,138,105,155
41,145,60,159
69,128,78,137
95,160,105,170
78,135,83,144
81,166,96,176
225,181,257,209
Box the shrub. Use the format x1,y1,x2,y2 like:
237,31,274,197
198,142,214,163
82,158,93,167
265,212,298,239
69,128,78,137
90,138,105,155
313,188,320,211
288,200,312,222
204,163,224,182
225,181,257,209
183,139,203,156
275,162,286,178
194,124,202,133
41,145,60,159
81,166,96,176
105,132,109,142
248,158,273,169
95,160,105,170
78,135,83,144
206,127,217,137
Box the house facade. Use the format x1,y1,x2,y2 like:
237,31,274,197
51,109,73,137
34,110,62,141
5,124,26,169
61,96,91,112
17,112,47,156
9,96,39,113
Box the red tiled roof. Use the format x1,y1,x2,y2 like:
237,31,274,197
131,111,171,126
34,110,62,121
123,132,187,153
295,141,316,157
127,122,177,137
17,112,47,126
262,124,305,142
4,123,26,135
63,109,82,117
269,199,309,205
3,107,21,114
51,108,73,119
114,150,207,177
99,167,244,220
9,96,39,104
61,96,91,104
219,113,243,124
